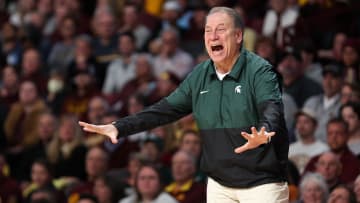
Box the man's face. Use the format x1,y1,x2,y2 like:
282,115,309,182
322,73,342,98
172,152,195,183
86,148,107,178
296,115,317,139
327,187,350,203
327,123,348,152
180,133,201,158
204,12,242,66
315,153,341,183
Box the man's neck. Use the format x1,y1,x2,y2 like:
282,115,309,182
215,53,240,73
301,135,316,144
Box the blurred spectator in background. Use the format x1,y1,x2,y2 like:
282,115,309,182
9,0,36,27
233,4,257,52
18,112,57,182
66,34,97,86
282,92,298,138
255,36,277,66
340,102,360,155
118,3,151,51
299,40,323,85
93,174,125,203
153,28,193,80
289,108,328,174
327,185,357,203
20,48,47,95
318,32,347,63
47,16,77,74
5,80,48,153
277,48,323,108
0,22,22,66
46,114,87,180
297,172,329,203
340,82,360,105
1,65,19,107
119,164,178,203
0,152,22,203
304,118,360,185
341,39,360,84
262,0,299,50
303,64,343,142
147,71,181,104
90,8,118,88
165,150,206,203
77,194,98,203
159,1,182,33
62,70,99,120
314,152,342,192
68,146,109,202
23,159,64,203
102,32,137,96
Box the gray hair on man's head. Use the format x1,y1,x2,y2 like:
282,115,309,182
300,172,329,201
206,7,244,30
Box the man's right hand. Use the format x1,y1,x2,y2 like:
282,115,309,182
78,121,119,144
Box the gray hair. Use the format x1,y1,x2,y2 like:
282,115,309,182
206,7,244,30
300,172,329,202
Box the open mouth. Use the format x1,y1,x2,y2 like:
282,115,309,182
211,45,224,52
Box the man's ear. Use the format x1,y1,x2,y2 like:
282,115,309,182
236,29,243,44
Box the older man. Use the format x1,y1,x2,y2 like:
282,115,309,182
80,7,289,202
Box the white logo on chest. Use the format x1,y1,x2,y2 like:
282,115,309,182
235,85,241,94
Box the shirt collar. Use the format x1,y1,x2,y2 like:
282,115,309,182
208,47,247,80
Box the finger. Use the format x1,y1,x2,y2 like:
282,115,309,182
234,142,249,154
251,127,258,136
260,127,265,135
266,131,276,137
78,121,88,127
241,132,252,140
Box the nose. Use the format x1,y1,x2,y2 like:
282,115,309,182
208,30,219,40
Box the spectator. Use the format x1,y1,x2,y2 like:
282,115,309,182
165,150,206,203
93,174,125,203
68,146,109,201
118,3,151,51
66,34,98,87
102,32,137,96
47,114,87,180
254,36,277,66
4,80,48,151
318,32,347,63
23,159,64,203
47,16,77,73
0,22,22,66
18,112,57,182
0,65,20,107
340,102,360,155
147,71,181,104
153,28,194,79
20,48,47,95
299,40,323,85
0,152,22,203
119,164,178,203
341,39,360,85
303,63,344,142
315,152,342,192
262,0,299,50
289,108,328,173
304,118,360,185
297,172,329,203
277,48,323,108
91,9,118,87
45,70,67,116
340,82,360,105
78,194,98,203
327,185,357,203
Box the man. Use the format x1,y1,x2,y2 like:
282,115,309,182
165,150,206,203
80,7,289,202
315,151,342,191
304,118,360,185
303,63,344,142
289,108,328,173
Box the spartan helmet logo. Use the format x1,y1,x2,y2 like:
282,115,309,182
235,85,241,94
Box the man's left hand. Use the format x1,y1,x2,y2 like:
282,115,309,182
234,127,275,154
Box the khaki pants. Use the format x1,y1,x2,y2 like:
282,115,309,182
207,177,289,203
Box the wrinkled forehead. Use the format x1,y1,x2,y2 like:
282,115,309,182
205,12,234,28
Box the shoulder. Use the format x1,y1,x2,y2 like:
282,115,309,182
245,50,272,71
155,192,178,203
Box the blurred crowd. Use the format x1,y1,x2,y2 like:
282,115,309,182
0,0,360,203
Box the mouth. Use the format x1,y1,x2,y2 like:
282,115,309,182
211,45,224,52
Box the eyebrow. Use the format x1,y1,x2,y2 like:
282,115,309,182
205,23,226,28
